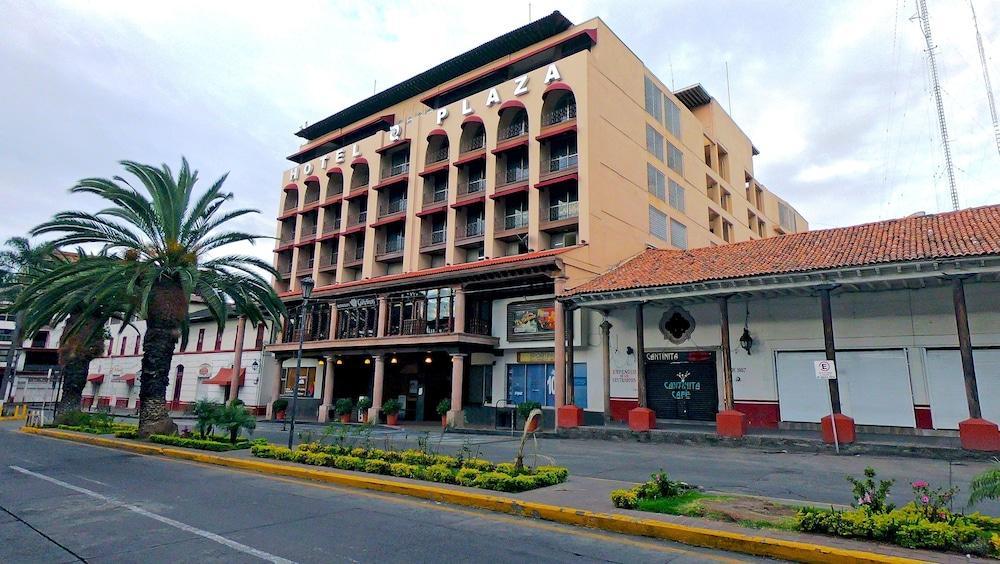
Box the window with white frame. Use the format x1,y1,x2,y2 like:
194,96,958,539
646,163,665,200
648,206,668,241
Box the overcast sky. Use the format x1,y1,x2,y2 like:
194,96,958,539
2,0,997,262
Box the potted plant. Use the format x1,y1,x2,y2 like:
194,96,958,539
517,401,542,432
356,397,372,423
334,398,353,423
272,398,288,421
436,398,451,428
382,398,402,426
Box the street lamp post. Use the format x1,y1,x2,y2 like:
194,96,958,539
287,276,314,449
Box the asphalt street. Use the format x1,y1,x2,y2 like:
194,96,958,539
240,420,1000,515
0,422,767,563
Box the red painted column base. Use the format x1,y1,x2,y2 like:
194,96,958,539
628,407,656,431
716,410,748,438
958,418,1000,451
820,413,856,444
557,405,584,428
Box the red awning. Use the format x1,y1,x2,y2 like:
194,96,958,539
543,81,573,96
203,367,246,386
304,175,321,184
326,167,343,176
426,128,447,139
123,373,137,385
498,100,526,112
87,373,105,383
351,157,368,167
461,115,484,126
283,183,298,192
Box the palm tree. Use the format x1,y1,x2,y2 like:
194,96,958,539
0,237,56,405
969,465,1000,506
11,251,134,417
32,158,283,436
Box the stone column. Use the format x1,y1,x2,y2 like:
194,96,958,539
818,286,855,444
453,287,466,333
447,354,466,427
228,315,246,403
600,314,612,424
376,296,388,338
318,355,335,423
628,301,656,431
553,278,567,413
951,276,999,451
368,355,385,422
557,303,584,428
716,297,746,437
266,358,283,419
328,306,339,341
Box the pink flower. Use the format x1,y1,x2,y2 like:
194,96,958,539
912,480,929,488
921,495,930,504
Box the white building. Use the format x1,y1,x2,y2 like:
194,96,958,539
2,311,66,406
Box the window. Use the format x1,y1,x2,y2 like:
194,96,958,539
670,219,688,249
108,337,114,356
778,202,797,231
280,366,317,396
645,125,664,161
386,288,454,336
720,188,732,212
179,330,188,352
336,297,378,339
0,328,13,342
214,328,223,351
664,96,681,138
643,76,663,121
133,336,141,355
668,179,685,212
550,231,577,248
172,365,184,404
505,363,587,408
119,337,127,356
648,206,668,241
31,331,48,348
255,323,266,349
722,219,734,242
196,328,205,352
646,164,665,200
666,141,683,174
466,365,493,405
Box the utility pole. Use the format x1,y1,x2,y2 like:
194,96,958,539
970,0,1000,158
916,0,960,211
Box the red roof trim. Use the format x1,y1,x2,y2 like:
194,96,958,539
87,373,105,383
419,29,597,105
344,188,369,200
498,100,526,112
370,214,407,228
569,205,1000,296
543,81,573,95
274,242,294,253
461,115,484,126
535,123,577,141
317,231,341,242
311,246,576,296
277,209,297,221
451,194,486,209
351,157,368,167
376,138,411,155
326,167,343,176
534,172,578,189
304,175,321,184
287,114,394,160
283,183,298,192
453,150,487,167
490,183,529,199
418,161,450,177
491,137,528,155
322,195,344,207
342,223,367,236
426,128,448,139
416,203,449,217
372,175,408,191
299,202,321,214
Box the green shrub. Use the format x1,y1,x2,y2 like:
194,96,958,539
401,449,432,466
432,454,459,468
334,456,364,471
436,398,451,417
495,462,518,476
473,472,517,492
513,475,539,491
114,429,139,439
382,398,401,416
611,489,639,509
462,458,494,472
350,447,366,458
148,434,246,451
456,468,481,486
363,459,390,475
424,464,455,484
535,466,569,482
334,398,353,417
305,452,331,466
389,463,420,479
517,401,541,422
272,398,288,413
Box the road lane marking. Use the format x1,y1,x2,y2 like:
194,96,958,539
9,465,296,564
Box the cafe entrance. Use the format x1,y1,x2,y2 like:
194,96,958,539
644,351,719,421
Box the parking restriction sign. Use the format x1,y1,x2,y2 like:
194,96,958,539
814,360,837,380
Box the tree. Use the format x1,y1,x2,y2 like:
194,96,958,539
10,250,145,417
192,399,221,439
0,237,56,405
216,400,256,444
32,158,284,436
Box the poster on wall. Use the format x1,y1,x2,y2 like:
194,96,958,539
507,301,556,341
610,338,638,399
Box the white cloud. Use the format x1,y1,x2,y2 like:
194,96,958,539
795,159,876,183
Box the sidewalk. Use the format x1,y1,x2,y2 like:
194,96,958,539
22,425,982,563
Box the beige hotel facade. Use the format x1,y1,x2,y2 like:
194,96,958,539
266,12,807,426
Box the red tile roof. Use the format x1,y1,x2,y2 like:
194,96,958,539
569,205,1000,296
279,247,577,299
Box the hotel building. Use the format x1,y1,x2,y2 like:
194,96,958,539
266,12,806,426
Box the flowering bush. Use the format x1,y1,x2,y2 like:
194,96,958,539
847,466,894,514
610,470,696,509
911,480,958,522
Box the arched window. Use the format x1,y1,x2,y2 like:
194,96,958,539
172,365,184,405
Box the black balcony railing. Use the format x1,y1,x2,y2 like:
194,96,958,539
548,153,578,173
466,318,491,336
323,218,341,233
548,201,579,222
426,147,449,165
499,121,528,141
377,238,405,256
463,220,484,238
497,167,529,187
503,212,529,230
459,135,486,153
458,177,486,196
422,230,446,248
542,103,577,126
378,199,407,217
381,161,409,179
424,188,448,205
303,189,321,205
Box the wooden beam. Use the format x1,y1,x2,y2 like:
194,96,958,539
635,302,647,408
951,276,982,419
819,288,843,414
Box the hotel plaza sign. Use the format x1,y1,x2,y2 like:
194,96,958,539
288,64,564,182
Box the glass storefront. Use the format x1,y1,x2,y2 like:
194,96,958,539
280,366,317,396
505,363,587,408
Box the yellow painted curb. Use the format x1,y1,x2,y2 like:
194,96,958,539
0,416,26,422
20,426,923,564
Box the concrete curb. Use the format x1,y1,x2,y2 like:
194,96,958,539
20,426,922,564
0,416,26,422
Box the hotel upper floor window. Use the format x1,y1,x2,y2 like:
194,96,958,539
548,137,577,172
385,150,409,178
646,125,664,161
255,323,266,349
778,202,796,231
283,302,331,342
668,179,685,212
196,328,205,351
499,111,529,141
670,218,688,249
214,328,223,351
134,336,141,355
667,141,683,174
647,164,665,200
643,76,663,122
648,206,668,242
664,96,681,139
119,337,127,356
335,297,378,339
386,287,454,336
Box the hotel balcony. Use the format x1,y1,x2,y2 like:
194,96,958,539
456,177,486,198
538,153,578,184
458,135,486,156
541,103,577,128
317,252,338,273
495,210,529,240
375,238,405,261
420,187,449,216
420,229,447,253
498,121,528,143
541,200,579,232
343,242,365,269
425,147,448,167
344,211,367,236
376,199,407,221
298,224,318,245
378,161,409,184
455,219,485,248
320,217,341,239
295,257,314,276
496,166,530,191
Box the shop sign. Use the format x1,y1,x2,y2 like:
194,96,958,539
337,296,377,310
517,351,556,363
508,300,556,342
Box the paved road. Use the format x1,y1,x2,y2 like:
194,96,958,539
0,423,766,563
237,420,1000,515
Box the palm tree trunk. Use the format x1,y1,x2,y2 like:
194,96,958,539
55,312,106,421
138,280,186,437
56,359,88,418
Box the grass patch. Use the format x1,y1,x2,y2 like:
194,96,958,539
635,490,799,531
637,490,717,516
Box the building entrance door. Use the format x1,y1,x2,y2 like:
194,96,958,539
644,351,718,421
